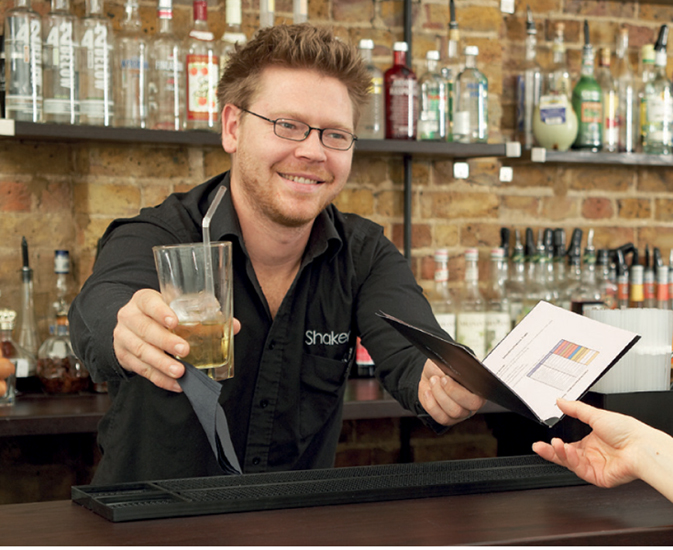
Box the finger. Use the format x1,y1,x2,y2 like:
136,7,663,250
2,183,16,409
425,376,473,424
0,358,15,379
437,375,485,412
134,288,180,328
532,441,559,463
118,302,189,359
0,380,7,396
233,318,241,334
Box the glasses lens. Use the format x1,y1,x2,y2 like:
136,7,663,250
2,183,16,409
273,118,354,150
274,119,309,141
322,129,354,150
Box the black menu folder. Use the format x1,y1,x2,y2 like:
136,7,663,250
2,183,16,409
378,301,641,427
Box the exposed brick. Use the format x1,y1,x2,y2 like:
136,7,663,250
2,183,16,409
638,168,673,192
434,223,461,248
567,166,633,192
0,181,32,212
73,182,141,216
639,227,673,252
375,189,404,218
0,142,72,176
655,199,673,222
392,223,432,249
333,0,374,23
582,197,614,220
638,4,673,23
618,198,652,220
592,227,636,251
540,196,578,221
333,188,375,216
203,148,232,179
75,144,191,178
564,0,636,18
349,156,390,185
501,195,541,218
421,191,499,219
460,223,502,248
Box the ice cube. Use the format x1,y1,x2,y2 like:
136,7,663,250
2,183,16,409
169,292,222,323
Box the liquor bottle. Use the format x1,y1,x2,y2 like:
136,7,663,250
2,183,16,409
0,310,33,406
384,41,417,140
543,228,556,301
37,315,89,394
293,0,307,23
454,46,488,143
656,265,670,309
520,231,553,322
4,0,43,122
643,244,656,307
642,25,673,155
485,248,510,355
615,248,629,309
428,249,456,338
15,237,39,393
596,47,618,152
116,0,149,128
50,250,73,334
456,248,486,360
43,0,79,124
533,22,577,151
355,39,384,140
78,0,114,126
572,20,602,151
596,248,617,310
629,264,645,308
552,228,567,295
259,0,274,28
557,228,583,310
441,0,461,141
354,337,374,378
615,28,636,153
516,6,542,150
219,0,247,79
570,230,603,315
505,229,525,327
669,249,673,310
418,50,448,141
148,0,184,131
1,33,6,117
638,44,656,151
185,0,220,131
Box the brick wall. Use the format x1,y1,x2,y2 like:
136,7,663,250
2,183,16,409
2,0,673,472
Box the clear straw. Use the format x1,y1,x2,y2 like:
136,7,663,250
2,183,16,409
202,186,228,297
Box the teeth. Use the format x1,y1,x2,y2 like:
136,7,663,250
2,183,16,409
282,174,321,184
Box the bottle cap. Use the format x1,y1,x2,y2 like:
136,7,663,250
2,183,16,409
54,250,70,275
359,39,374,50
434,249,448,262
525,6,536,35
426,50,440,61
393,42,408,52
464,45,478,56
464,248,478,261
490,247,504,259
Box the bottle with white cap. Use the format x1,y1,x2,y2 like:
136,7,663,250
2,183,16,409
356,39,384,140
418,50,448,141
428,249,456,338
456,248,486,360
485,248,510,354
455,46,488,143
384,41,417,140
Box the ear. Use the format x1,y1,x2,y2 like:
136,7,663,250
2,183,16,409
221,104,241,154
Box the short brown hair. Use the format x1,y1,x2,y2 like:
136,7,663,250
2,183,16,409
217,24,371,125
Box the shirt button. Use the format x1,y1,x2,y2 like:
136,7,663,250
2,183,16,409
252,457,260,465
260,399,269,409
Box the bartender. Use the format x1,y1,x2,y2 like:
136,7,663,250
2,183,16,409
69,23,484,485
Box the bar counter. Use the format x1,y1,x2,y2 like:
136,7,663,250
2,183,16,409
1,481,672,545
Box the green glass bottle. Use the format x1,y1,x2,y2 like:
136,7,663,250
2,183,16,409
572,20,602,151
643,25,672,155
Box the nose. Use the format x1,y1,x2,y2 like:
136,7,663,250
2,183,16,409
294,128,328,161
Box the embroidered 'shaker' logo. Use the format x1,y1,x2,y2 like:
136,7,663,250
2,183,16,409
305,330,351,346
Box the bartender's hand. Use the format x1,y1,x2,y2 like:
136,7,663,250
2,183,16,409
0,352,15,396
114,288,241,392
418,360,485,426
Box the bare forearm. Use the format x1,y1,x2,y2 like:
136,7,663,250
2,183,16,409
634,425,673,503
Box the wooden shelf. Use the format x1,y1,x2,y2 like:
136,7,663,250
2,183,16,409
515,147,673,167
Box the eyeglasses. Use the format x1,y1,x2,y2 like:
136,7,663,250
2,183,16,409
239,108,357,151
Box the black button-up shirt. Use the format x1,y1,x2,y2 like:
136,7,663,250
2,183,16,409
70,172,449,484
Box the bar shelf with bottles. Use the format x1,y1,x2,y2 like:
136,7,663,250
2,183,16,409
515,148,673,167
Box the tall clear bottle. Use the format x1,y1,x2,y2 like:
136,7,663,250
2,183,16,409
78,0,114,126
428,249,456,338
533,22,577,152
596,248,617,310
185,0,219,131
116,0,148,128
570,230,603,315
638,44,656,151
557,228,583,310
0,310,33,406
615,28,636,153
219,0,247,79
149,0,184,131
16,237,39,393
49,250,73,334
643,25,673,155
516,7,541,150
384,41,417,140
519,231,553,322
355,39,384,140
454,46,488,143
505,229,525,327
4,0,43,122
485,248,511,355
418,50,448,141
456,249,486,359
572,20,602,151
43,0,79,124
596,47,618,152
441,0,461,141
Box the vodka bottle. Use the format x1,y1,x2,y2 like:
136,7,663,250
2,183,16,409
43,0,79,124
516,7,542,150
418,50,448,141
116,0,149,128
384,41,417,140
219,0,247,79
15,237,39,393
293,0,307,23
572,21,602,151
4,0,42,122
185,0,219,131
643,25,673,154
616,248,629,309
428,249,456,338
259,0,275,28
77,0,114,126
455,248,486,360
615,28,636,153
533,22,577,151
355,39,384,140
455,46,488,143
519,231,553,322
441,0,461,141
149,0,184,131
485,248,510,355
596,47,618,152
505,229,525,327
656,265,670,309
638,44,656,151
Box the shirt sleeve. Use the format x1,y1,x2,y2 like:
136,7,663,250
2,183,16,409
351,222,454,432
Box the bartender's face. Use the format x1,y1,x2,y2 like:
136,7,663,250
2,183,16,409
223,66,355,228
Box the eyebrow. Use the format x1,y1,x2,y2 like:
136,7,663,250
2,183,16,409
267,111,354,133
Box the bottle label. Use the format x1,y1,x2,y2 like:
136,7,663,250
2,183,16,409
387,78,417,138
644,280,655,301
456,312,486,360
419,85,446,140
646,94,673,123
486,312,510,353
369,76,383,95
435,313,456,338
13,358,30,378
81,24,113,96
186,53,219,121
5,16,43,116
580,101,602,123
539,95,566,125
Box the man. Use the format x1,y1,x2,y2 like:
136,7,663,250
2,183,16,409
70,24,484,485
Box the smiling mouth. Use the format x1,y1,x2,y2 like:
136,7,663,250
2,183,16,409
280,173,326,185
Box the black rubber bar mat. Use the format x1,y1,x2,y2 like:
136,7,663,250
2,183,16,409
71,454,585,522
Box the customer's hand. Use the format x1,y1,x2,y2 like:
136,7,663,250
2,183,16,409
0,352,15,397
418,360,485,426
114,288,240,392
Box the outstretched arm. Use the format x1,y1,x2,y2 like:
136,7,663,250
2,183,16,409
533,398,673,503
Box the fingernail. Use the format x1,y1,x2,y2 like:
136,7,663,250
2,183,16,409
169,363,182,377
430,376,437,386
441,376,448,387
165,316,176,326
174,343,186,356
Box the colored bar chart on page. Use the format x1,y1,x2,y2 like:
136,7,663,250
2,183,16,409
527,340,599,390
